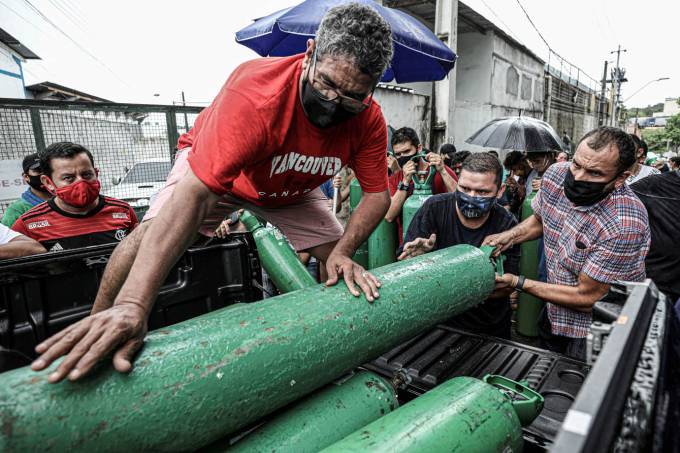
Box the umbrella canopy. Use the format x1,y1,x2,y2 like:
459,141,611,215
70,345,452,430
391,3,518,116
465,116,566,153
235,0,456,83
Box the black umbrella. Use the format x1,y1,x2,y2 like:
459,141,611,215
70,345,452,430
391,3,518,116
465,116,565,152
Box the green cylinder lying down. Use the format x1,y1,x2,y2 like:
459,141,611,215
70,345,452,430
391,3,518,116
322,375,544,453
349,178,368,267
210,371,398,453
517,190,542,336
240,210,316,293
367,219,397,270
0,245,494,452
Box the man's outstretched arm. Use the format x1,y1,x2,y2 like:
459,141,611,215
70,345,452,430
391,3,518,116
32,168,220,382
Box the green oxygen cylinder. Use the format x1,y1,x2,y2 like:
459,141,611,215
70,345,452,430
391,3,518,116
367,219,397,270
213,371,398,453
240,211,316,293
401,155,435,240
516,190,542,337
321,375,544,453
0,245,495,452
349,177,368,268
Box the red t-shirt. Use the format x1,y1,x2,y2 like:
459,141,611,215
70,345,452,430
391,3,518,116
181,54,388,207
388,166,458,241
12,196,138,251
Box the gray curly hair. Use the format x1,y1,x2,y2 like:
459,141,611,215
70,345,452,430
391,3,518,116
315,3,393,80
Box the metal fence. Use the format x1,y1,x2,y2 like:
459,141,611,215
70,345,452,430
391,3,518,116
0,98,203,218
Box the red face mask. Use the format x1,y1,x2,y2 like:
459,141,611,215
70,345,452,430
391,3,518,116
47,178,101,208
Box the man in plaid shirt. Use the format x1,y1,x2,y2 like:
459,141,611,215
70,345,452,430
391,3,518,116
484,127,650,360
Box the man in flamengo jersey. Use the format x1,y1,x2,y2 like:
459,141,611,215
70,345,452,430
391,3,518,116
12,142,138,251
32,4,395,384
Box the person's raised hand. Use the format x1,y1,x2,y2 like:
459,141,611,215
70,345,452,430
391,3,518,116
482,230,516,257
402,160,417,184
398,233,436,260
325,252,381,302
332,173,343,189
531,177,542,192
31,303,148,383
426,152,445,172
387,155,400,174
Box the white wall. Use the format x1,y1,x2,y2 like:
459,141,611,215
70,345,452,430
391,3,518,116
0,44,26,99
451,31,544,151
374,86,431,147
489,33,544,115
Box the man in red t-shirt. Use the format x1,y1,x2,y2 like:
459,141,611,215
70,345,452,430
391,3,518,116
33,4,396,383
12,142,137,251
384,127,457,241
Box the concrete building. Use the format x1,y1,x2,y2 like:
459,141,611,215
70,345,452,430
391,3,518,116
0,28,39,98
653,97,679,118
383,1,546,150
382,0,604,152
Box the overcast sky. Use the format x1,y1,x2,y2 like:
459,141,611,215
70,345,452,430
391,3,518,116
2,0,678,108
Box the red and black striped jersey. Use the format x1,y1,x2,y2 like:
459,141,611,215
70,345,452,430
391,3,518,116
12,196,138,251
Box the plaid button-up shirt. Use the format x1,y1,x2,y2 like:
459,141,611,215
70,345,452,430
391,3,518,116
532,163,650,338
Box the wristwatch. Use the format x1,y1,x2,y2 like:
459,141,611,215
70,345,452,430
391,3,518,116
515,275,526,292
398,181,410,191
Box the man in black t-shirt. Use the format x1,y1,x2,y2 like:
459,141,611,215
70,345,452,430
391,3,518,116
631,171,680,302
399,153,520,339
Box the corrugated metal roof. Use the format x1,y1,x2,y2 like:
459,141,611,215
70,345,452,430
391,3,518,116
0,28,40,60
384,1,544,65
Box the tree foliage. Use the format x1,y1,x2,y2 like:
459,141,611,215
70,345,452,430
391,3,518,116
626,103,664,119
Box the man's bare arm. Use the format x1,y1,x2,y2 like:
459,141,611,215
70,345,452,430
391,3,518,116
326,190,390,302
497,271,610,312
32,169,220,382
0,235,46,259
482,214,544,256
90,222,151,314
114,169,219,317
384,190,409,222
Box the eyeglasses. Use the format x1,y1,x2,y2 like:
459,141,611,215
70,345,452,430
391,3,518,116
308,50,376,114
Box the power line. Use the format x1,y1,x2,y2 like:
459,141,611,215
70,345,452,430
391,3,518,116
18,0,132,88
513,0,599,88
0,0,42,31
478,0,522,43
45,0,87,32
513,0,549,49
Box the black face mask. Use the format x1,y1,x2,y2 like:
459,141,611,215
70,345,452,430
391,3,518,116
27,174,48,193
300,78,356,129
397,155,415,168
563,168,619,206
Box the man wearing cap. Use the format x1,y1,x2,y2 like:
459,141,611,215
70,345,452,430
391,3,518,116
31,3,395,384
1,153,51,228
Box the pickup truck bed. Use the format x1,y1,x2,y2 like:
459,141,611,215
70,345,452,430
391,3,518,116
365,324,589,450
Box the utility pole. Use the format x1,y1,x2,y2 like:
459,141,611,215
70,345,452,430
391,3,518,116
599,60,608,126
610,45,627,126
181,91,189,133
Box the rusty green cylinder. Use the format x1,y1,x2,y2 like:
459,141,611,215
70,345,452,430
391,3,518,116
517,190,542,337
349,178,368,268
322,376,542,453
0,244,494,452
215,371,398,453
240,210,316,293
367,219,397,270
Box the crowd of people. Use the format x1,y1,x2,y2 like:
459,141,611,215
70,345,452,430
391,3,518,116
0,3,672,382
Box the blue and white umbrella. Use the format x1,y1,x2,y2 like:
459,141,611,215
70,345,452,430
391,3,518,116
235,0,456,83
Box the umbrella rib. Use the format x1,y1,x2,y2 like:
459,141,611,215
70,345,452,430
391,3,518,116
273,24,456,63
391,40,456,63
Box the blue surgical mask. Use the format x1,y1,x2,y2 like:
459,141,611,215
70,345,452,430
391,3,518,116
455,190,496,218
